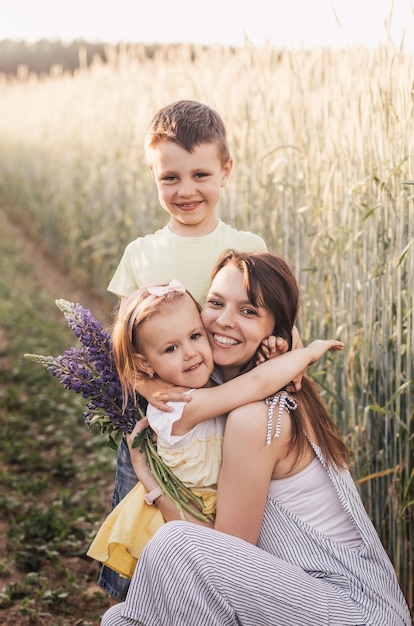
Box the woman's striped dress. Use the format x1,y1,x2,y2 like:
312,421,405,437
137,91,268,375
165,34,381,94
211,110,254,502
101,440,410,625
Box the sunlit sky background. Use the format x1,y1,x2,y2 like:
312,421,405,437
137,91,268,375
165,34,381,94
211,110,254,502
1,0,414,50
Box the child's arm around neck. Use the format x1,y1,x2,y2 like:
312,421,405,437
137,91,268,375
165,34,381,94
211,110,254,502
171,340,344,436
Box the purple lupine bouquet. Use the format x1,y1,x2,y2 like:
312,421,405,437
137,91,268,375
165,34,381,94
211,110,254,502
25,299,137,447
25,299,209,521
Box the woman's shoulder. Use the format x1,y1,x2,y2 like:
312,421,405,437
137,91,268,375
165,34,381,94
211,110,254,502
227,396,293,446
228,399,267,419
226,401,267,439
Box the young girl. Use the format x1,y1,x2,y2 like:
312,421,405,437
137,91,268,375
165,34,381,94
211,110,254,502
87,277,343,579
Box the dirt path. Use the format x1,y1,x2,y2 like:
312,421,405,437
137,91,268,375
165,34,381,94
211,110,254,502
1,208,113,325
0,207,115,625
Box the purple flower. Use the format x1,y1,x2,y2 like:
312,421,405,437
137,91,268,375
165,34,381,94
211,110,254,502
25,300,141,436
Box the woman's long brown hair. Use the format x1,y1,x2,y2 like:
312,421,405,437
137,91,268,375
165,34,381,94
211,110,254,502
212,249,349,469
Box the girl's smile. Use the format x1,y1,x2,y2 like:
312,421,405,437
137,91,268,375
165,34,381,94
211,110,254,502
136,295,214,388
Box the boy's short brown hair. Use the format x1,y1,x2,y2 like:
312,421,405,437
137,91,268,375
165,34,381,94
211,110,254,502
145,100,231,166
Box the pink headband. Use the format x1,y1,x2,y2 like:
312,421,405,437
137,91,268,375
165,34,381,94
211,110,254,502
128,279,187,340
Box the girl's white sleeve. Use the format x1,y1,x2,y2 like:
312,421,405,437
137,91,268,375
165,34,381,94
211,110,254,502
146,390,196,447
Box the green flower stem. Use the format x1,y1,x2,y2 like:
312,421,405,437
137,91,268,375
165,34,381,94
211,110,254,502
144,435,211,523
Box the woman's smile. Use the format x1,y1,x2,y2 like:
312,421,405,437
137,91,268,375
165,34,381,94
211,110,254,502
212,333,240,347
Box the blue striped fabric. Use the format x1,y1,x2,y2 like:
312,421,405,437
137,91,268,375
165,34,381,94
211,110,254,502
101,447,411,626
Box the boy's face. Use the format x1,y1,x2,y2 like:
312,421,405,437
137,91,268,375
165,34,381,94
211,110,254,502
147,141,233,236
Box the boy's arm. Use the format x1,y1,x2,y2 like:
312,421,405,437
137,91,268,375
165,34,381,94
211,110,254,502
107,247,138,297
172,339,344,435
136,377,191,412
256,325,304,390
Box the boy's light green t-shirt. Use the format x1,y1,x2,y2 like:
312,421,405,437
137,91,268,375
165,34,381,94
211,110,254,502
108,220,267,305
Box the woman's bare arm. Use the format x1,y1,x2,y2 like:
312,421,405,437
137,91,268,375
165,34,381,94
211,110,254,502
127,405,282,540
214,401,283,544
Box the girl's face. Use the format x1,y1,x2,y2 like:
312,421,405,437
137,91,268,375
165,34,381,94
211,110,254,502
201,265,275,380
137,296,214,388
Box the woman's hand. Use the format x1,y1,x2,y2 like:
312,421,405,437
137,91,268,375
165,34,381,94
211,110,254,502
126,417,153,483
137,377,192,412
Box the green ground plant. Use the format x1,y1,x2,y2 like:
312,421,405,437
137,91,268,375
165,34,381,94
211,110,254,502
0,210,115,625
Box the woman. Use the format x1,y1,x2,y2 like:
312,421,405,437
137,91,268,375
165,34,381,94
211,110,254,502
87,278,336,577
101,250,411,626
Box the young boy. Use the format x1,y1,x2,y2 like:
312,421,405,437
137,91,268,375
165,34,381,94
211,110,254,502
101,100,267,604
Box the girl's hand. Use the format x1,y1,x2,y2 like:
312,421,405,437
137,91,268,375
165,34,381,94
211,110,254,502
306,339,344,364
127,416,150,447
126,418,213,527
126,418,159,488
127,418,151,464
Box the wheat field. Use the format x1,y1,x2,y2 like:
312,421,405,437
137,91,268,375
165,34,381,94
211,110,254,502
0,42,412,605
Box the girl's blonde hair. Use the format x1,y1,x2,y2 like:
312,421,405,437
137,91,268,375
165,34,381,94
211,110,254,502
111,283,200,409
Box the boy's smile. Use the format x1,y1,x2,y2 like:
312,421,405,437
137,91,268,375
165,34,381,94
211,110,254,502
148,141,232,237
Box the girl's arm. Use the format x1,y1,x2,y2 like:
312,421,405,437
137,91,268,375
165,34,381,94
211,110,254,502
139,328,305,411
173,339,343,435
126,420,213,528
256,327,304,391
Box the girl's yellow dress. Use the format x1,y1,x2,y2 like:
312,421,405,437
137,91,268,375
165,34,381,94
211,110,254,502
87,395,225,579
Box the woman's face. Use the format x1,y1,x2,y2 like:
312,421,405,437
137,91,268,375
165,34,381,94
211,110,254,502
201,264,275,380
